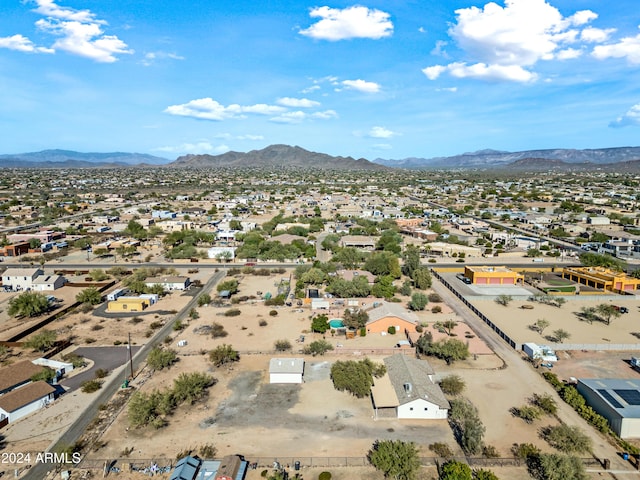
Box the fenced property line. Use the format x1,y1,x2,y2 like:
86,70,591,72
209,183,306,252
234,348,415,357
76,455,604,471
432,270,520,351
545,343,640,351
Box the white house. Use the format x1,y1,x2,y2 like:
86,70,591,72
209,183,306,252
1,268,44,291
0,381,56,423
207,246,236,260
269,358,305,384
31,273,66,291
144,276,190,291
371,354,449,420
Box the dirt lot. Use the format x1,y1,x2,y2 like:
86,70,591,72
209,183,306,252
470,296,640,346
1,268,629,479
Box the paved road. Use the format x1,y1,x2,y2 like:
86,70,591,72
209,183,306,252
24,269,227,480
60,346,142,391
430,277,632,476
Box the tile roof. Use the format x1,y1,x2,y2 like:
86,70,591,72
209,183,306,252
367,302,419,325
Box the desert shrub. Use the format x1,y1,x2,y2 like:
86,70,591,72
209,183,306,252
274,339,292,351
199,443,217,458
94,368,109,379
514,405,542,424
173,320,185,331
211,323,228,338
318,472,332,480
482,445,500,458
147,346,178,370
387,326,396,335
428,442,453,458
542,424,592,454
439,375,465,396
428,293,442,302
209,344,239,367
259,319,268,327
512,443,540,459
531,393,558,415
224,308,241,317
269,310,278,317
81,379,102,393
91,324,104,331
431,305,442,313
85,337,97,344
150,321,163,330
130,317,144,324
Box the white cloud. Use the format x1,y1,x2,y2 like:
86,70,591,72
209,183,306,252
31,0,99,23
141,51,185,66
436,87,458,93
36,19,133,62
431,40,448,57
154,142,230,155
422,65,447,80
372,143,393,150
311,110,338,119
0,34,53,53
368,126,397,138
609,103,640,128
556,48,582,60
423,0,604,83
581,27,616,43
236,134,265,140
276,97,321,108
301,85,321,94
342,79,380,93
165,98,286,121
592,32,640,64
0,0,133,62
270,111,307,124
299,5,393,41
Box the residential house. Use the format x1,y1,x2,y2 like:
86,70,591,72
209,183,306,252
0,381,56,424
366,302,419,334
1,268,44,291
144,276,191,291
371,354,449,419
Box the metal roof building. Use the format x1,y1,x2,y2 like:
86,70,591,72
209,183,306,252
577,378,640,438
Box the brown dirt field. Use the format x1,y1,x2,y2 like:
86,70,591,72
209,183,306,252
470,296,640,345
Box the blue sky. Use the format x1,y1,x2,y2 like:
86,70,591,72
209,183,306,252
1,0,640,160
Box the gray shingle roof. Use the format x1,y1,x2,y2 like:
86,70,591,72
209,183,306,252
383,354,449,409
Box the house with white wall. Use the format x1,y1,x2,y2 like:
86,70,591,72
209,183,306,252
269,358,304,384
371,354,449,420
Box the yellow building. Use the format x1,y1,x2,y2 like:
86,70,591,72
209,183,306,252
107,297,149,312
562,267,640,293
464,266,524,285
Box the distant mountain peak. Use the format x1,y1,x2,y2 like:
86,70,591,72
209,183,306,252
170,144,387,170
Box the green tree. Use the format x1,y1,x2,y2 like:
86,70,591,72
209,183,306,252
303,339,334,356
274,339,292,351
408,292,428,311
76,287,102,305
88,269,108,281
332,247,367,269
216,279,239,294
371,275,397,299
494,294,512,306
543,424,592,454
535,454,588,480
23,330,57,352
8,291,50,317
198,293,212,307
147,346,178,370
439,460,471,480
311,314,330,333
439,375,465,396
473,469,499,480
411,267,432,290
343,309,369,329
534,319,550,336
208,344,239,367
364,251,401,279
531,393,557,415
402,244,421,278
553,328,571,343
368,439,421,480
330,359,385,398
420,338,470,364
514,405,542,424
596,303,621,325
171,372,215,405
449,398,485,455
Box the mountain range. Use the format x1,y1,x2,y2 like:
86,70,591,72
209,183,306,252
1,145,640,171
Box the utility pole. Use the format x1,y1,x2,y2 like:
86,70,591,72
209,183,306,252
128,332,134,380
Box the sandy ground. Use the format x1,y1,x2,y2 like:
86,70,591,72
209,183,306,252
472,295,640,346
0,268,628,479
